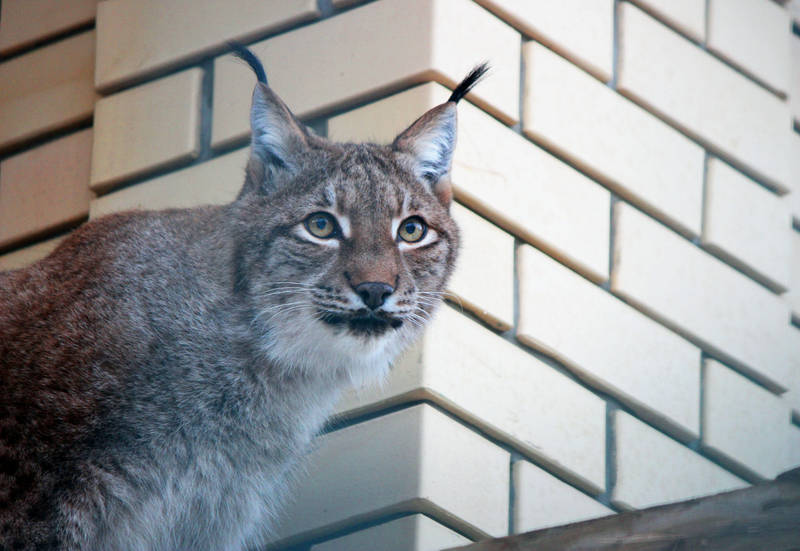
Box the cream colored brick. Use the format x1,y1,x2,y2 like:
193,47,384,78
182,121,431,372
523,43,705,237
271,405,509,545
612,203,794,393
329,83,610,282
613,411,747,509
518,245,701,440
90,149,248,218
0,235,67,272
95,0,318,90
703,359,794,479
90,69,203,192
0,129,92,249
702,158,792,292
513,460,612,533
337,305,607,493
212,0,521,148
633,0,705,40
0,31,96,152
619,3,793,191
311,515,471,551
448,204,514,331
0,0,97,55
473,0,613,80
708,0,791,94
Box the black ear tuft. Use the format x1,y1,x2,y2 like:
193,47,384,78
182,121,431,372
448,62,490,103
228,41,268,85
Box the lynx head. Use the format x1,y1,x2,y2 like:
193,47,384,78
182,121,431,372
229,45,487,385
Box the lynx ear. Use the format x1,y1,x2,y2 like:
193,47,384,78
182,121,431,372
392,63,489,205
229,43,310,196
392,103,457,203
250,82,310,172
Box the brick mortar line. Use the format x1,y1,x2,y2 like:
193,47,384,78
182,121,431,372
508,453,520,535
0,218,87,257
610,0,621,89
0,117,94,163
0,20,96,63
601,403,619,507
197,59,215,162
700,152,710,242
699,353,707,444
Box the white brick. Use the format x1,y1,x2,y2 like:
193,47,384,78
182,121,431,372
271,405,509,545
0,235,66,272
708,0,791,94
633,0,705,40
702,158,792,292
212,0,521,148
523,43,705,237
91,69,203,192
329,83,610,282
311,515,471,551
613,411,747,509
619,3,794,191
90,149,248,218
612,203,794,393
337,305,607,493
449,204,514,331
518,245,701,440
703,359,794,479
95,0,319,90
473,0,614,80
513,461,612,533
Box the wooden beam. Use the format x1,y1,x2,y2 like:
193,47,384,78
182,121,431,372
447,467,800,551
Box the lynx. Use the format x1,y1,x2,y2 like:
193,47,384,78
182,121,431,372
0,44,487,550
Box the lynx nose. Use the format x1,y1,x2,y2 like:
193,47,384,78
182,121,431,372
354,282,394,310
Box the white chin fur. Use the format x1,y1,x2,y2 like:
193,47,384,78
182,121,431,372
259,310,413,388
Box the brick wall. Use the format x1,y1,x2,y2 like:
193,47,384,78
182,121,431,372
1,0,799,548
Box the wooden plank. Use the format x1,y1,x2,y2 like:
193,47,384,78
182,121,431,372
447,467,800,551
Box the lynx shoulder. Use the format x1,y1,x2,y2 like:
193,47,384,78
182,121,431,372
0,47,487,551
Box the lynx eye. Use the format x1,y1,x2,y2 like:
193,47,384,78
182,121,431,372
397,216,427,243
305,212,338,239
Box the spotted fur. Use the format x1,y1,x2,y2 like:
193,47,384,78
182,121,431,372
0,47,485,550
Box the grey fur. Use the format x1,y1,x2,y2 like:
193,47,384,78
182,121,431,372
0,55,481,550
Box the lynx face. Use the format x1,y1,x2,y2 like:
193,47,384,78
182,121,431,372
227,50,486,383
240,143,459,382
